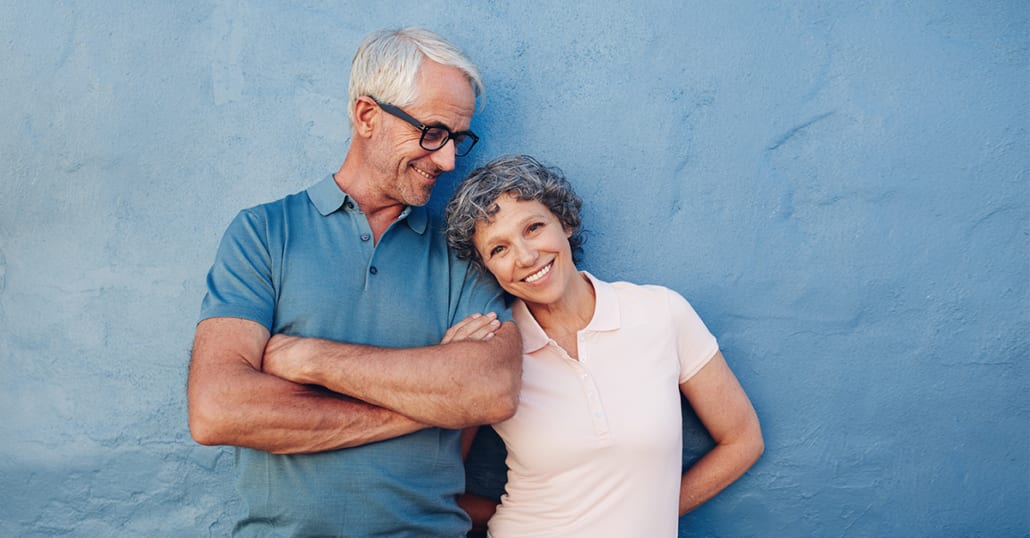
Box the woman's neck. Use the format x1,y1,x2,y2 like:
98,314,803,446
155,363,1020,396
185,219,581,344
526,271,597,339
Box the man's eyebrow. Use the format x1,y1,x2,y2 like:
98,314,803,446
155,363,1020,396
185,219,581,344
420,114,468,132
425,117,468,132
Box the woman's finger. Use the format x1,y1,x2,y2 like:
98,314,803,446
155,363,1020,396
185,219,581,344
441,313,498,344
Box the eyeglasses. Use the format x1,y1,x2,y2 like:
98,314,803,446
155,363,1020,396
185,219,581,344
370,97,479,157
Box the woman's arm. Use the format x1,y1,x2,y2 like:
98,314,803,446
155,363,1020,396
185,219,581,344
458,492,498,536
678,351,764,514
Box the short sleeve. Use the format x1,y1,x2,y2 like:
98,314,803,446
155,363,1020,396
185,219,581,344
198,208,276,329
450,260,513,326
665,289,719,383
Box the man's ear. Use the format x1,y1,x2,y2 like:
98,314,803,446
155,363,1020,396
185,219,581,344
352,97,378,138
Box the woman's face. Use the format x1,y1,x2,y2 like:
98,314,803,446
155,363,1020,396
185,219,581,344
472,193,576,308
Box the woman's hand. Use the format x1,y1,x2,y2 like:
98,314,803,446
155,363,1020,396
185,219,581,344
441,312,501,344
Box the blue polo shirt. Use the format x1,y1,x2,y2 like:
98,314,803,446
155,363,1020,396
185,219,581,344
199,174,510,537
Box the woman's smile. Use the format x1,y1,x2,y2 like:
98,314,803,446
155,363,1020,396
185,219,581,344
523,261,553,283
473,194,576,307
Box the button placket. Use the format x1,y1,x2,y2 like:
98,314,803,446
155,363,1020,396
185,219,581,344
345,204,379,286
557,342,611,445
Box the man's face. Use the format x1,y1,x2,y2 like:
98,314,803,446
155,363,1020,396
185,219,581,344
369,60,476,207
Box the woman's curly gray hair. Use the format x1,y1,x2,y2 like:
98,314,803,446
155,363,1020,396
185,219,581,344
445,154,584,273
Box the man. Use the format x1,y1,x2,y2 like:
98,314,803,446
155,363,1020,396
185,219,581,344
187,28,522,537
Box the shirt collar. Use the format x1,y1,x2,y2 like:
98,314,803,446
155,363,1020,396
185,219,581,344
512,271,621,354
512,301,548,353
402,204,428,234
306,173,428,235
581,271,620,331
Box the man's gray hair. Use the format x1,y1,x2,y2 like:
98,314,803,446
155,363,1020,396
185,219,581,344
348,27,484,127
446,154,585,274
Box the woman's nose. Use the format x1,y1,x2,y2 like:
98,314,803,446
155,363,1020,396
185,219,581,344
513,241,537,267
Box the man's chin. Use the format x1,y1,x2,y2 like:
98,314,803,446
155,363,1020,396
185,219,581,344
406,192,432,207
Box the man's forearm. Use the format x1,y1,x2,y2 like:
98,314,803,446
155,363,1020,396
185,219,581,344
191,371,426,453
188,317,428,454
263,322,522,429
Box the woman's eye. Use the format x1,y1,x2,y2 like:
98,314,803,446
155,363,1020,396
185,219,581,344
528,222,543,232
490,245,506,257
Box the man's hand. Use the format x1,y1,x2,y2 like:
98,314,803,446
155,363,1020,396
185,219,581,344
253,316,521,429
264,312,502,386
264,333,315,385
265,309,502,385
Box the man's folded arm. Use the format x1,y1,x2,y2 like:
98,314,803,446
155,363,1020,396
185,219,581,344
263,321,523,429
187,317,426,454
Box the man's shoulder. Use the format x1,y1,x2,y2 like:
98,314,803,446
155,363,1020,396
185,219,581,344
422,209,448,236
236,183,320,219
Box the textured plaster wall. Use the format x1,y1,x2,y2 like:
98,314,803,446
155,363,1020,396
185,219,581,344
1,1,1026,536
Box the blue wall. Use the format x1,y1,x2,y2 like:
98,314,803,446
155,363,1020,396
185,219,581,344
1,2,1026,536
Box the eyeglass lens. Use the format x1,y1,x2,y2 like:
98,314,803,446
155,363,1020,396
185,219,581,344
422,128,475,156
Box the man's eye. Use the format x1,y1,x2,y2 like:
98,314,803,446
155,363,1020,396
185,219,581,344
423,128,448,144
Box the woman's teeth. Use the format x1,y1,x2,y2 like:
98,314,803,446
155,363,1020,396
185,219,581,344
524,262,552,283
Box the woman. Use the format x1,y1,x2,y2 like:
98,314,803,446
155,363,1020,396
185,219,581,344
444,155,764,537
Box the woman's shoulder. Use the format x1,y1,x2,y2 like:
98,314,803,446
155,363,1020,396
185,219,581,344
588,276,681,320
602,277,684,305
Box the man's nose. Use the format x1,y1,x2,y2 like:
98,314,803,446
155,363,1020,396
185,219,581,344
429,139,457,172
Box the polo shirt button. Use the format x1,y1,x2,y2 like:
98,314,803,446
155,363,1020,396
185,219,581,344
360,233,371,242
369,266,378,275
344,202,354,210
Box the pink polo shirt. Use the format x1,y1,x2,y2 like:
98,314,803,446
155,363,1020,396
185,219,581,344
488,272,719,538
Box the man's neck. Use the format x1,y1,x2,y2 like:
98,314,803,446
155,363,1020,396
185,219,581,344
333,162,406,244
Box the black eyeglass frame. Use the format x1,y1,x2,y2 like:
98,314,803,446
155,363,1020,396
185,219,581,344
370,97,479,157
